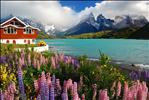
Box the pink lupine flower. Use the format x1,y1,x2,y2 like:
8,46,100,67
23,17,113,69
81,94,85,100
2,82,16,100
126,91,134,100
137,81,148,100
147,92,149,100
111,81,116,98
34,80,39,92
46,73,51,87
67,79,73,90
33,57,37,68
73,82,79,100
123,81,129,100
98,89,109,100
117,81,121,97
37,60,40,70
51,56,56,69
27,53,31,66
92,84,97,100
59,53,64,62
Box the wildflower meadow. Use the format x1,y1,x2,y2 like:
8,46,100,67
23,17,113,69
0,45,149,100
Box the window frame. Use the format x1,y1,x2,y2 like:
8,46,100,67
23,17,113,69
24,27,34,34
4,26,17,34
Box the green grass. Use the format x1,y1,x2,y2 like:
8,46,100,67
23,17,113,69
66,31,111,39
37,31,55,39
0,43,38,48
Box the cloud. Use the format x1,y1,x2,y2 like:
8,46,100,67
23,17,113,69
79,1,149,20
1,1,149,30
1,1,79,30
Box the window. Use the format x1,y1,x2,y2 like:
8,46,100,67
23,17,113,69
6,40,9,43
4,27,16,34
28,40,30,44
24,27,33,34
13,40,16,44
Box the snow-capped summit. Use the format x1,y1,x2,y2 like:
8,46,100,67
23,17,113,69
114,15,148,29
96,14,114,30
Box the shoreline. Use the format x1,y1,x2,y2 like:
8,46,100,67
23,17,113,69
65,54,149,72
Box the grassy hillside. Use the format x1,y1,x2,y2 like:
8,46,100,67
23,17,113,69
66,31,111,39
128,23,149,39
37,32,55,39
66,25,149,39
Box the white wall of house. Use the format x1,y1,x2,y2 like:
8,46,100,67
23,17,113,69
0,39,36,44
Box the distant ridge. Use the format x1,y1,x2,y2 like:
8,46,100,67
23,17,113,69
129,23,149,39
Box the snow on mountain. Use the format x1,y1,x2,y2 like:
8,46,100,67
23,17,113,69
65,13,114,35
114,15,148,29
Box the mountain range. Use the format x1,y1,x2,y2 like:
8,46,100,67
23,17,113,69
1,14,148,39
65,13,148,35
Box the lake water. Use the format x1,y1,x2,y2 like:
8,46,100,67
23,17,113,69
37,39,149,65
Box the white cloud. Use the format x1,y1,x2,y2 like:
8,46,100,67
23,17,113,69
1,1,80,30
79,1,149,20
1,1,149,30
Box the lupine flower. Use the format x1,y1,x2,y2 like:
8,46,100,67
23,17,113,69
36,94,41,100
55,79,61,96
2,81,17,100
98,89,109,100
17,66,26,99
73,82,79,100
51,56,56,69
116,81,121,97
46,73,51,87
45,81,49,100
110,81,116,98
34,80,39,91
0,90,4,100
33,57,37,68
27,53,31,66
0,56,6,64
123,81,128,100
50,75,55,100
92,84,97,100
40,72,46,100
62,81,68,100
67,79,73,90
37,60,40,70
81,94,85,100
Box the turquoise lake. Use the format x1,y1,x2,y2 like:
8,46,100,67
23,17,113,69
37,39,149,65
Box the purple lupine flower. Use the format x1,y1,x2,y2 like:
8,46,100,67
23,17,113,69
55,79,61,96
36,94,41,100
62,81,68,100
142,71,149,81
45,81,49,100
40,72,46,100
50,75,55,100
0,90,4,100
0,56,6,64
129,71,139,80
17,66,26,99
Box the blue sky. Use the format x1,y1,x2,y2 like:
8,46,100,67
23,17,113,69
60,1,101,12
